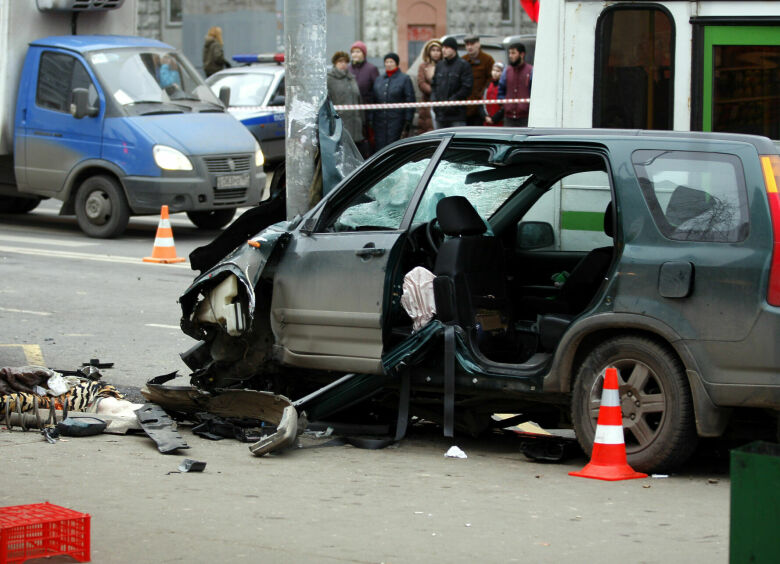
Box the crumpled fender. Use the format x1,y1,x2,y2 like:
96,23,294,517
179,221,291,338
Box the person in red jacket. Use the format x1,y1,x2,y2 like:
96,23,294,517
482,62,504,126
496,42,533,127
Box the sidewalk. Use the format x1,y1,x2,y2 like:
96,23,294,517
1,423,730,563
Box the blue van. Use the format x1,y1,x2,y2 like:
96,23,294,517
6,35,265,237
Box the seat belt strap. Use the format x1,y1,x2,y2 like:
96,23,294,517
394,367,410,441
444,324,455,437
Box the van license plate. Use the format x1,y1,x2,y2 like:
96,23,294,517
216,173,249,189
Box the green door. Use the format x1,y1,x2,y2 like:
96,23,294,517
701,25,780,139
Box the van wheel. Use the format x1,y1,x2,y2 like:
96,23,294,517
571,336,697,473
187,209,236,229
0,196,41,214
75,175,130,238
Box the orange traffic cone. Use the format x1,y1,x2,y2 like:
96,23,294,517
143,205,185,264
570,367,648,481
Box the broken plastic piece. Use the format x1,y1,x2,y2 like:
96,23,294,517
249,405,299,456
135,403,190,454
55,417,106,437
178,459,207,472
81,359,114,369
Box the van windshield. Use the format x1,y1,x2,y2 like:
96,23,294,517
87,48,222,114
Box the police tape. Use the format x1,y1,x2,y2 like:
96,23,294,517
227,98,531,113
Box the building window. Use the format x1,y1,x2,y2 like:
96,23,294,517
166,0,182,27
501,0,512,23
594,5,674,130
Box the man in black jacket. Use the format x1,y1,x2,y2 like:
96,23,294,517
431,36,473,129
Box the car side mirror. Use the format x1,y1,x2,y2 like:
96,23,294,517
270,95,285,106
70,88,98,119
517,221,555,250
219,86,231,107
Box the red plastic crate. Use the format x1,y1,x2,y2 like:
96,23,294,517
0,503,90,564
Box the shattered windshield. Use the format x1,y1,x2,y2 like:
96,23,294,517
88,48,222,115
412,145,529,224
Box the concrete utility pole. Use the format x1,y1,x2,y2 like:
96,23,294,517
284,0,327,219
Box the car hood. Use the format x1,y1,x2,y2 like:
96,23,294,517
133,113,255,155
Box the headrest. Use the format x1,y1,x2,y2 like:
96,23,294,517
436,196,487,236
604,201,614,238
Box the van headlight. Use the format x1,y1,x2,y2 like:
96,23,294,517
254,140,265,168
153,145,193,171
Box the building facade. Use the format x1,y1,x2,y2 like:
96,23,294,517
138,0,536,71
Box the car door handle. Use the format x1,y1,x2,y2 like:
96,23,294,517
356,246,386,258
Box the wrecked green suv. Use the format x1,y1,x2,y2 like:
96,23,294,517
179,128,780,473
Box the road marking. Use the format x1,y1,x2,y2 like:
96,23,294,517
0,245,190,268
0,344,45,365
0,306,52,316
145,323,181,329
0,234,98,247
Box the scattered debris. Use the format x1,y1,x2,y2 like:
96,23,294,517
492,414,579,463
178,459,207,472
445,445,467,459
55,417,106,437
652,474,669,479
135,403,190,454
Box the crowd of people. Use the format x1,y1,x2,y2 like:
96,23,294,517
327,34,533,156
202,27,533,156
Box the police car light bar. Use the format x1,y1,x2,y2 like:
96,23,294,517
232,53,285,65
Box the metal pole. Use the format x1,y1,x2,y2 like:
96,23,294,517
284,0,327,219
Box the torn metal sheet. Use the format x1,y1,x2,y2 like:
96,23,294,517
135,403,190,454
141,383,291,426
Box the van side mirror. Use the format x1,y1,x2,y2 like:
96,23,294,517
270,95,285,106
517,221,555,249
70,88,98,119
219,86,231,107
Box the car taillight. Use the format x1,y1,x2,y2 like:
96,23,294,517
761,155,780,306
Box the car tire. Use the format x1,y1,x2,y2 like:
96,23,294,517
571,335,697,473
187,209,236,230
0,196,41,214
75,175,130,238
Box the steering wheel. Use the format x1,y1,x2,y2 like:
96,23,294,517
425,218,444,254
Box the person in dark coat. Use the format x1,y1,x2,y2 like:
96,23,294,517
327,51,366,154
431,36,473,129
202,26,230,77
462,34,495,126
349,40,380,156
369,53,415,151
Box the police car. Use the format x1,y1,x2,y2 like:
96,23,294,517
205,54,287,194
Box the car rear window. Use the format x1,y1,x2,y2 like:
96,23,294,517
632,150,749,242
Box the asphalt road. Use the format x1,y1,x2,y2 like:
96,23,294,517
0,199,758,563
0,199,216,391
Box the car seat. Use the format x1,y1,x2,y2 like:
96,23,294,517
520,201,615,320
432,196,510,329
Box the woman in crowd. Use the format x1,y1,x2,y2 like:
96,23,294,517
416,39,442,134
327,51,367,154
369,53,415,150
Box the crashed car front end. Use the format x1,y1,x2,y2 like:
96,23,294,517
179,221,291,391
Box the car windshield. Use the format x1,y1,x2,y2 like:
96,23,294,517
88,48,221,114
206,72,274,106
412,145,529,225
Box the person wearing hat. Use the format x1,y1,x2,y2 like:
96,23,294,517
416,39,443,134
462,34,495,126
349,40,380,156
327,51,367,154
431,36,473,129
497,42,533,127
481,61,505,126
369,53,415,150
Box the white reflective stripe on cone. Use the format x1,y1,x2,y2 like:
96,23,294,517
153,238,175,247
159,219,172,229
594,424,625,445
600,388,620,407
